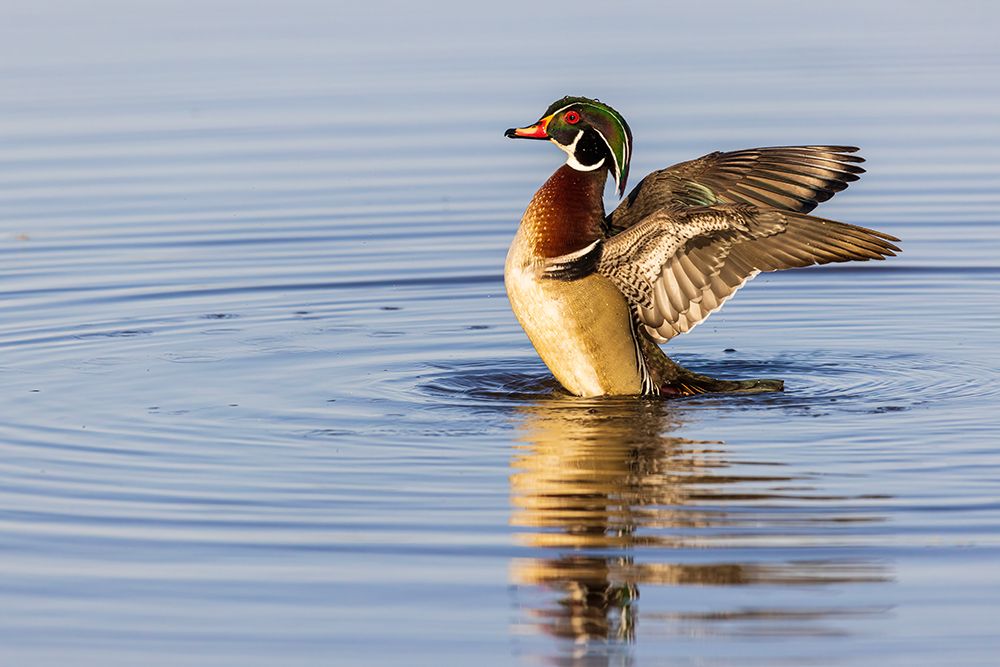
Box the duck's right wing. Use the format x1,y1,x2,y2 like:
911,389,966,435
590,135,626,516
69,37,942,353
593,204,900,343
607,146,866,233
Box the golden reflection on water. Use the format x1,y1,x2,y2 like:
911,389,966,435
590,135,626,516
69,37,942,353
508,398,891,647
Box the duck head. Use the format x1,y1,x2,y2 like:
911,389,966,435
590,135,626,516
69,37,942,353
505,96,633,197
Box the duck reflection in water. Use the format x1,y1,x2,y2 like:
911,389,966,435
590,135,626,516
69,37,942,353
508,397,892,653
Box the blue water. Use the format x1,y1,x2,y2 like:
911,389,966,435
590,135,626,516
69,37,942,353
1,2,999,665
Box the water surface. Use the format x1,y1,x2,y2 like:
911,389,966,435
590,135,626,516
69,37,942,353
2,2,1000,665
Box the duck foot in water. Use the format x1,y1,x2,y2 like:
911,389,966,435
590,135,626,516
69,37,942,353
653,352,784,397
659,375,785,397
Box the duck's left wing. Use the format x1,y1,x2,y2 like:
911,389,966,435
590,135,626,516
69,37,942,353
592,204,900,342
607,146,866,234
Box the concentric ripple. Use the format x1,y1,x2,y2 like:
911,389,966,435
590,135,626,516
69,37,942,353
416,347,1000,414
2,3,1000,665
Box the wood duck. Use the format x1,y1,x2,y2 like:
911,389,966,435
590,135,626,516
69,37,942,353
504,96,900,398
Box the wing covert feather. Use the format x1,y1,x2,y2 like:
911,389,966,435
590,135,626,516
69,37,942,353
607,146,867,233
597,204,900,342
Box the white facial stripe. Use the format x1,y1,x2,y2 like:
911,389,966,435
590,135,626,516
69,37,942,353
547,102,630,190
569,156,606,172
577,103,630,166
591,127,621,184
552,130,606,172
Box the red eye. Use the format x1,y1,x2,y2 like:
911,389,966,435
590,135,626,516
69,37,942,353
564,111,580,124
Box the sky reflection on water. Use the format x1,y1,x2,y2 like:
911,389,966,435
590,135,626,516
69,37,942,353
1,1,999,666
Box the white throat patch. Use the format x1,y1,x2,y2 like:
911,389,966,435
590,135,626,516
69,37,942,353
553,130,605,172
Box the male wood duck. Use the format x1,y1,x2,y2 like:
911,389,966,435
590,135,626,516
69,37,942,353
504,96,900,398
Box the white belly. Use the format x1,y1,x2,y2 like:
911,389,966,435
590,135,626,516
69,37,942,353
504,235,642,397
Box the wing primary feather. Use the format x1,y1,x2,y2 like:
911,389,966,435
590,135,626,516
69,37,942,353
600,149,899,342
725,184,795,210
608,145,872,230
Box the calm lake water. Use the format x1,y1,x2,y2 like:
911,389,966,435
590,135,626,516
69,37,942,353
2,2,999,665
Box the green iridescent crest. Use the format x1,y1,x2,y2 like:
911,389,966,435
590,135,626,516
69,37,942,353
544,96,633,197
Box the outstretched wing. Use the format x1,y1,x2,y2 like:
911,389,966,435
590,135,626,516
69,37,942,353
607,146,866,233
596,204,900,342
